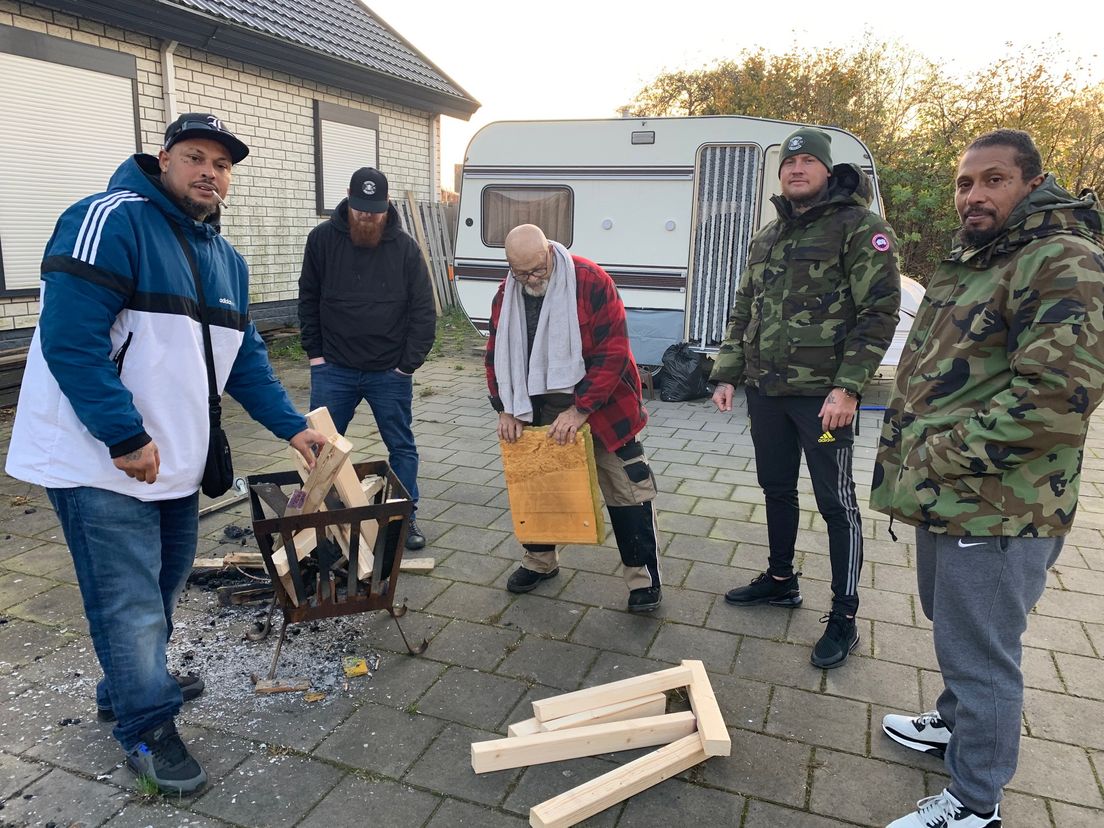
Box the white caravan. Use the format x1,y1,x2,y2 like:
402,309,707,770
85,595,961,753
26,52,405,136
454,116,919,367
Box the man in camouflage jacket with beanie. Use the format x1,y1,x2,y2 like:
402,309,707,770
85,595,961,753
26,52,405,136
710,127,901,669
873,129,1104,828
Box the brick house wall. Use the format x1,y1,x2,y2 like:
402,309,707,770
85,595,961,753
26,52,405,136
0,0,440,337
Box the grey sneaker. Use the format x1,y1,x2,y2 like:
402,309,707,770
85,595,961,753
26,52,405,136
882,711,952,758
125,719,207,795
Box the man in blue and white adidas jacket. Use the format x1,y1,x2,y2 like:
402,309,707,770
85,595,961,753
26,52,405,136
6,113,324,795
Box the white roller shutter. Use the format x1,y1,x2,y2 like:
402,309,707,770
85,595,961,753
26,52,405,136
319,118,378,211
0,51,136,291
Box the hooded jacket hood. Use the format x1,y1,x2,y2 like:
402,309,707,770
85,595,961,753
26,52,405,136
954,174,1104,266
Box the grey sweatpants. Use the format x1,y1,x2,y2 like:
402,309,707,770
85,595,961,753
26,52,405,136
915,528,1063,813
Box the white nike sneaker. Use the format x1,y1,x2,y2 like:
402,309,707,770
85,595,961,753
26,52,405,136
882,711,952,758
886,789,1000,827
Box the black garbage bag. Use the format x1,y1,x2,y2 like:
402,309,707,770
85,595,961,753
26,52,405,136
659,343,713,402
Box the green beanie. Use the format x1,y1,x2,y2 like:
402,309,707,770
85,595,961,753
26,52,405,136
778,128,833,177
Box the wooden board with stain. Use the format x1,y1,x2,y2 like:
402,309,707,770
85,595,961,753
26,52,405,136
500,425,604,545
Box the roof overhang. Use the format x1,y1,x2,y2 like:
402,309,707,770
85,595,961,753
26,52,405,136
35,0,479,119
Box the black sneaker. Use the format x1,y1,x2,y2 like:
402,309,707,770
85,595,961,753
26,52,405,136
810,612,859,668
405,518,426,550
98,673,205,723
507,566,559,593
125,719,207,795
627,586,662,613
724,571,802,607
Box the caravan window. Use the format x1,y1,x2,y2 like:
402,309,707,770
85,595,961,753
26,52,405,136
481,187,573,247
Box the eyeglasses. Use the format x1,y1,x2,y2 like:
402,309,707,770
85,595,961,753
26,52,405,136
512,264,549,280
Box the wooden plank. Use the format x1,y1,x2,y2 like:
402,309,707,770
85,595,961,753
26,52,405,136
507,717,544,738
529,733,707,828
532,665,692,723
471,711,696,774
254,677,311,695
305,407,378,579
300,434,353,515
223,552,264,567
542,693,667,732
507,693,666,737
406,191,442,316
193,557,228,569
399,557,435,573
682,659,730,757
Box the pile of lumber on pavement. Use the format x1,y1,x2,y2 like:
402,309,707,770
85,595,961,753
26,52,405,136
471,660,729,827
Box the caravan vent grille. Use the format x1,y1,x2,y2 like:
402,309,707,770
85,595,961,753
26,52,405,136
688,145,761,349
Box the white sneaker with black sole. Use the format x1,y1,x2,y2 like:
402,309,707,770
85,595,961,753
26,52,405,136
886,789,1000,827
882,711,952,758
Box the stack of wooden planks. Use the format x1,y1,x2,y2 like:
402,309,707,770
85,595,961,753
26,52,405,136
470,660,729,827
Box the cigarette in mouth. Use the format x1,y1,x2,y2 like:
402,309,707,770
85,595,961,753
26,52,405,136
211,189,228,208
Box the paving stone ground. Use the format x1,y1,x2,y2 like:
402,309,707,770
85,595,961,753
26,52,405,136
0,343,1101,827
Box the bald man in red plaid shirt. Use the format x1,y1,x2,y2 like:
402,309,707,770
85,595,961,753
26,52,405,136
486,224,662,612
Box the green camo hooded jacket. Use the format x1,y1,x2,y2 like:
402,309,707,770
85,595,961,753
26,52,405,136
870,177,1104,537
709,163,901,396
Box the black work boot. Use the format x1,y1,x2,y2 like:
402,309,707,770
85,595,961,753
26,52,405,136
811,612,859,669
627,586,662,613
506,566,559,594
98,673,204,723
724,571,802,607
125,719,207,795
404,518,426,550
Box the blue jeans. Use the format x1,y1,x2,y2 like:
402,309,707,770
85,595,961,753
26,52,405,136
310,362,420,512
47,486,198,750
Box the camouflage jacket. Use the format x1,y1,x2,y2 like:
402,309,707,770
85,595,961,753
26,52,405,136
709,164,901,396
870,177,1104,537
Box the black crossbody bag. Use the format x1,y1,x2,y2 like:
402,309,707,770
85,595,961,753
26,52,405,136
170,222,234,498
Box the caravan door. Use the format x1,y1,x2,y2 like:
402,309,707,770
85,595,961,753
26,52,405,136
686,144,764,349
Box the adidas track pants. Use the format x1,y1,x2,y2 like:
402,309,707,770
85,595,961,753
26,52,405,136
745,386,863,615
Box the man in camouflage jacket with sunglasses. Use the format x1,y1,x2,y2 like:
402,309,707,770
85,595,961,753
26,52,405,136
710,127,901,669
872,129,1104,828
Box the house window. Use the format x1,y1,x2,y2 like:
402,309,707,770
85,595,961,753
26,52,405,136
314,101,380,215
481,186,573,247
0,25,139,295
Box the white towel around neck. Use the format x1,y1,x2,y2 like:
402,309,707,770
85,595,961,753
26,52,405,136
493,240,586,423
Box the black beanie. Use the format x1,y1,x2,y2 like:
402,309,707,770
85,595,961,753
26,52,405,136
778,128,833,177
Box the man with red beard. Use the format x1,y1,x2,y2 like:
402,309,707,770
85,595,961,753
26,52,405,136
298,167,436,549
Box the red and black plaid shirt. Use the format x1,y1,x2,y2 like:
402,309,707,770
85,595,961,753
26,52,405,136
486,256,647,452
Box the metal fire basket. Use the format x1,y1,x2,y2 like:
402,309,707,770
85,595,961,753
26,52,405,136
247,461,428,679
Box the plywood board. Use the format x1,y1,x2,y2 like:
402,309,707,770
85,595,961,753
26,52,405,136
500,425,604,545
531,665,692,723
471,711,696,773
682,659,731,757
529,733,707,828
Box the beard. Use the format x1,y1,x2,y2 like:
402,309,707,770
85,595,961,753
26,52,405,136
959,208,1001,248
522,279,550,297
787,185,829,213
179,195,216,222
350,216,385,248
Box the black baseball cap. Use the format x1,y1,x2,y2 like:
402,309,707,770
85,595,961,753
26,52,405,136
348,167,389,213
163,113,249,164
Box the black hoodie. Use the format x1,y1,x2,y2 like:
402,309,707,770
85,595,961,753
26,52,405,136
298,199,436,373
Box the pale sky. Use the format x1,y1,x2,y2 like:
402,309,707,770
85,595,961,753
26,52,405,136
365,0,1103,191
